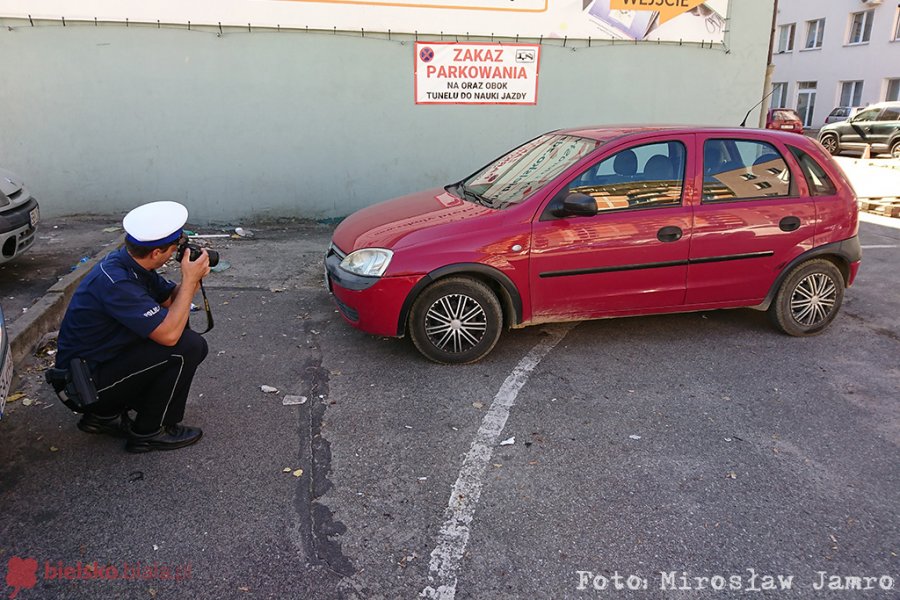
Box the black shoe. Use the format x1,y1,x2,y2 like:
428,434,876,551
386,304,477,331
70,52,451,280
126,424,203,453
78,411,133,438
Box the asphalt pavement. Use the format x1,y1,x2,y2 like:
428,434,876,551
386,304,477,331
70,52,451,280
1,210,898,599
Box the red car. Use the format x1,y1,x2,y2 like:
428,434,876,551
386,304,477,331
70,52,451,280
325,126,860,364
765,108,804,134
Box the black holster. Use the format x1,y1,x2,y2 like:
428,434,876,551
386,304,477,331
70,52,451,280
45,358,101,413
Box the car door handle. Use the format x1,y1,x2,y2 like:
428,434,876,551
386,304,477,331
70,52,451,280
657,226,683,243
779,216,801,232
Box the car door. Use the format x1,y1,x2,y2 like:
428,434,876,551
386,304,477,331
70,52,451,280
686,135,816,305
529,135,695,321
840,106,881,150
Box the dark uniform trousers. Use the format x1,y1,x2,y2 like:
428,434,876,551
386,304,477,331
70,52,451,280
89,329,208,433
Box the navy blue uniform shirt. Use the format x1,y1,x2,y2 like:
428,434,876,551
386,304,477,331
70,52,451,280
56,247,177,368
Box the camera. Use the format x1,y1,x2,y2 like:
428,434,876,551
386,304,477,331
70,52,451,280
176,241,220,268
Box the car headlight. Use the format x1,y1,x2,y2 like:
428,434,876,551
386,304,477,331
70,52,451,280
339,248,393,277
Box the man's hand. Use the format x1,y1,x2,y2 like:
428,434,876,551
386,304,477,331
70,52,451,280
149,249,210,346
180,248,211,285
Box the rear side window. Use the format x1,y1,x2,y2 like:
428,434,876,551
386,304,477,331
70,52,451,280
881,108,900,121
567,141,686,211
788,146,837,196
702,139,791,202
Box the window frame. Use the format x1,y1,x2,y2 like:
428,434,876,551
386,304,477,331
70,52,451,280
777,23,796,53
886,78,900,102
839,80,864,108
771,82,788,109
847,10,874,45
701,138,796,205
787,146,837,197
804,18,825,50
542,140,689,220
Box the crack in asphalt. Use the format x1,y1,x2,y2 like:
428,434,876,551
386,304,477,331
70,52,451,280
295,315,356,583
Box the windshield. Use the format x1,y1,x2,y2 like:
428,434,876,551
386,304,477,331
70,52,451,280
454,134,601,210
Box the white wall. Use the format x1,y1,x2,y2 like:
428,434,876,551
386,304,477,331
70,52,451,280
0,1,775,224
772,0,900,128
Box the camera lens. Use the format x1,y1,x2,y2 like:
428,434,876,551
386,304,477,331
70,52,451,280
207,249,220,268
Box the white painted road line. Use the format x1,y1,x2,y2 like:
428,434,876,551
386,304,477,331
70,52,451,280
861,245,899,249
421,324,574,600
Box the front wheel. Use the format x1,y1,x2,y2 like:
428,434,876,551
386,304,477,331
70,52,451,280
890,139,900,159
820,133,840,156
408,277,503,364
768,259,844,337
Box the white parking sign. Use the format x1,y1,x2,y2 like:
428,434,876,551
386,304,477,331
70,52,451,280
415,42,541,105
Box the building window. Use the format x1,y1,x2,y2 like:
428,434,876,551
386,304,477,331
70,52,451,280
894,8,900,41
771,82,788,108
848,10,874,44
887,79,900,102
777,23,795,52
839,81,864,107
805,19,825,49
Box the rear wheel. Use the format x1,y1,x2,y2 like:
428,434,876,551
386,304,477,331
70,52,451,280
820,133,840,156
890,139,900,159
768,259,844,337
408,277,503,364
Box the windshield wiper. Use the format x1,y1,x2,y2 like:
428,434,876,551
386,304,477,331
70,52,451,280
454,182,492,207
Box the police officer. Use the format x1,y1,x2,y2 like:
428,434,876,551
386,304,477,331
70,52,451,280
55,201,211,453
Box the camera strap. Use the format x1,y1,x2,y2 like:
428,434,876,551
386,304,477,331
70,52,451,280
196,280,214,334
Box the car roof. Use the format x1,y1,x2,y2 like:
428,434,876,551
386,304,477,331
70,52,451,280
552,125,810,143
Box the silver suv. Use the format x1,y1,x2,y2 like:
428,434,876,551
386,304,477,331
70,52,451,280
0,167,40,265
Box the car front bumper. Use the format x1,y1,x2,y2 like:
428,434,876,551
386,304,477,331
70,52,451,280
0,197,40,264
324,247,421,337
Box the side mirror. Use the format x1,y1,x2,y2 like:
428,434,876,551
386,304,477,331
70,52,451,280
560,193,598,217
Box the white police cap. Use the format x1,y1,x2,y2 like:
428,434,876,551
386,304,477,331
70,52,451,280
122,201,188,246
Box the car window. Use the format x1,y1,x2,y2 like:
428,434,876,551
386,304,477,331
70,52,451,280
772,110,799,121
853,108,880,122
702,139,791,202
880,108,900,121
462,134,601,210
566,141,686,212
788,146,837,196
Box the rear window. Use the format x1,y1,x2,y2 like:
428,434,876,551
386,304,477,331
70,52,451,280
788,146,837,196
772,110,800,121
702,139,792,202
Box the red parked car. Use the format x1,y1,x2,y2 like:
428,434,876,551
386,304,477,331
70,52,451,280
765,108,804,134
325,126,860,364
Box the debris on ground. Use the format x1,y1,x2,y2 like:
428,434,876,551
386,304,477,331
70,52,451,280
629,435,642,440
260,385,279,394
499,436,515,446
282,395,307,406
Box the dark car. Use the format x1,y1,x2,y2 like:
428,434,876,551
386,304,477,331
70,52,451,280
765,108,803,134
326,126,860,364
1,166,40,265
818,101,900,157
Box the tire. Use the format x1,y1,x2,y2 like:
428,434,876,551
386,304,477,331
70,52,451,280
820,133,840,156
768,259,844,337
408,276,503,364
890,139,900,160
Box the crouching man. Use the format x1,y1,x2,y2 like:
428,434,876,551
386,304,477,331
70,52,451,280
54,201,210,453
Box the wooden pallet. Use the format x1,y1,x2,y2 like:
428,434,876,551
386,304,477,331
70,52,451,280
858,197,900,218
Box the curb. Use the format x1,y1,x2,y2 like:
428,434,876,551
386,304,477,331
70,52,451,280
7,235,125,367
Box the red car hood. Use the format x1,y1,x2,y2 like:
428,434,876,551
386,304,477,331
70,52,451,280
332,187,494,251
